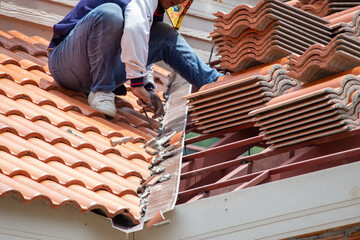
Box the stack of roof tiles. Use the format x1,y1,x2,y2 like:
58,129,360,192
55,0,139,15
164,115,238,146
186,1,360,148
210,0,332,72
285,0,360,17
250,66,360,148
286,33,360,82
184,58,299,133
0,29,172,226
249,5,360,148
286,4,360,83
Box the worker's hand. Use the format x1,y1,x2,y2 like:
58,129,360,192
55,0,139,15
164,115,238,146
131,87,164,119
131,86,152,108
149,91,164,119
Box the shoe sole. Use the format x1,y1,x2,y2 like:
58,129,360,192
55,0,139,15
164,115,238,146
91,105,116,118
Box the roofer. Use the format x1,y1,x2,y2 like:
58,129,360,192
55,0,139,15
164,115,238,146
48,0,222,118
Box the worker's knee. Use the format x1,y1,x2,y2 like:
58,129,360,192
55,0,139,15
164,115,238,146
91,3,124,30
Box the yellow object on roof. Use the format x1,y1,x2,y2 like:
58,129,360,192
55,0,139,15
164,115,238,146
166,0,194,30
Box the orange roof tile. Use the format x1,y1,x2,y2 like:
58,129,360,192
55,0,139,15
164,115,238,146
0,28,179,229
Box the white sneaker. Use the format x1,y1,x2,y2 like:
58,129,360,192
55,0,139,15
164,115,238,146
88,91,116,117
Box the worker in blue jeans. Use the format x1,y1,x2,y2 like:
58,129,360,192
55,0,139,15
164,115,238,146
48,0,222,118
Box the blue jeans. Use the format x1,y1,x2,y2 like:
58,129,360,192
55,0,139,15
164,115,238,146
48,3,221,93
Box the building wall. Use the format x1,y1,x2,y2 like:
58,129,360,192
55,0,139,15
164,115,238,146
0,194,130,240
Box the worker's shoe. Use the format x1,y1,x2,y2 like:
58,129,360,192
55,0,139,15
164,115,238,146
88,91,116,117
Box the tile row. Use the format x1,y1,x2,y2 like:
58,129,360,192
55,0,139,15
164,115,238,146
0,169,141,222
0,114,152,176
0,29,48,57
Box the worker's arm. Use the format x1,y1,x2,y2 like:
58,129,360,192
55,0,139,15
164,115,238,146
121,0,156,81
121,0,164,117
144,64,157,91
